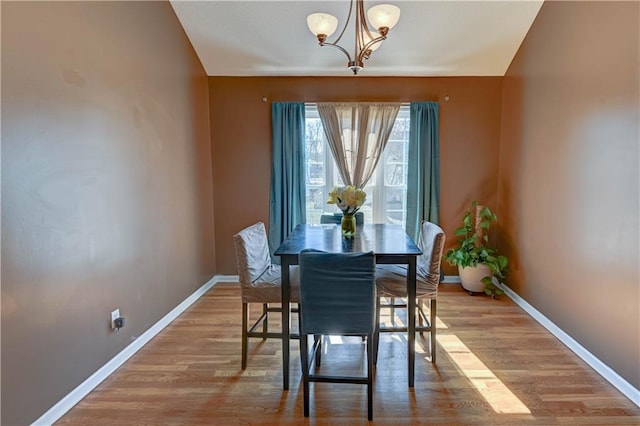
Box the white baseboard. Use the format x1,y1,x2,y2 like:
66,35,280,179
215,274,239,282
33,276,220,426
496,282,640,408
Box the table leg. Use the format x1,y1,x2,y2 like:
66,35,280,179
407,256,417,388
281,258,291,391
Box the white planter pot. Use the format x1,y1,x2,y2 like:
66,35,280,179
459,264,492,294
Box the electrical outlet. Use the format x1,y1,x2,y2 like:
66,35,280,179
111,308,120,330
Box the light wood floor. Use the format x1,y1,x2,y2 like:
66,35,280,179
57,283,640,425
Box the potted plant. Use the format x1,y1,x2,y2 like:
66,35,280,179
444,201,508,297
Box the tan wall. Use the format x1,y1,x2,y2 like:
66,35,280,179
499,1,639,388
1,2,215,424
209,77,503,275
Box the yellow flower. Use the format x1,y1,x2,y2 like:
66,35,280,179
342,187,356,206
354,188,366,206
326,185,367,215
327,187,339,204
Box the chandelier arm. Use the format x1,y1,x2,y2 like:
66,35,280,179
332,0,354,46
320,42,354,63
356,0,383,63
355,0,364,62
357,0,375,43
357,34,387,62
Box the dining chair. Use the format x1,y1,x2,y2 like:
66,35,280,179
232,222,299,370
298,249,377,421
319,211,364,225
375,220,446,363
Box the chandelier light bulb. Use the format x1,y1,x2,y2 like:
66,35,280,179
307,13,339,39
367,4,401,31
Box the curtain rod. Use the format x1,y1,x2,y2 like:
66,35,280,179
303,102,411,106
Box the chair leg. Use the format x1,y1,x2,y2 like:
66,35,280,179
262,303,268,339
297,312,304,373
373,296,381,366
430,299,437,364
300,334,310,417
418,299,424,336
241,302,248,370
314,335,322,367
367,333,374,421
390,297,395,324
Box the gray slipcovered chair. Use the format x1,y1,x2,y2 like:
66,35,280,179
232,222,299,370
375,221,446,363
298,250,377,421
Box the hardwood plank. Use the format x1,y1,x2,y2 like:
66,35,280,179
56,283,640,424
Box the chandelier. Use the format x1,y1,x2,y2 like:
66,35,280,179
306,0,401,75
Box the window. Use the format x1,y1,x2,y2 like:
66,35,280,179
304,104,410,227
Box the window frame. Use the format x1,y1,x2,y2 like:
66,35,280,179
304,103,410,226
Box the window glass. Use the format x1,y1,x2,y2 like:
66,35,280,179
304,104,410,226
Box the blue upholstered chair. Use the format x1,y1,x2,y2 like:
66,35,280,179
232,222,299,370
375,221,446,363
298,250,377,421
319,211,364,225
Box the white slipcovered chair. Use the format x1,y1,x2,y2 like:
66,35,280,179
233,222,299,369
375,220,446,363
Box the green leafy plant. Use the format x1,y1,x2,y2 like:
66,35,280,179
444,201,508,297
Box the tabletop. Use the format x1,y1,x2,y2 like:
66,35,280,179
274,223,422,258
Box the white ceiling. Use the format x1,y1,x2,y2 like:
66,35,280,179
170,0,544,77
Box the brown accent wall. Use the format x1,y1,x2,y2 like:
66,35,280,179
1,2,215,424
210,77,503,275
499,1,639,388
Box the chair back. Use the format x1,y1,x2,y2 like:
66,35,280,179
233,222,272,286
320,212,364,225
416,221,446,292
299,250,376,335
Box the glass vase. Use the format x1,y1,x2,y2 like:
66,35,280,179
341,213,357,238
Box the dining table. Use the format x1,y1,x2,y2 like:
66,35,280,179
274,223,422,391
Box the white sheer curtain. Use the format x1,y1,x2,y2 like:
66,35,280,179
317,103,400,189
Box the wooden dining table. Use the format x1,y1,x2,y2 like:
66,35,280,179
274,223,422,391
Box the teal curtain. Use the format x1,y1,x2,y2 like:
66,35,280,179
269,102,306,262
406,102,440,241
